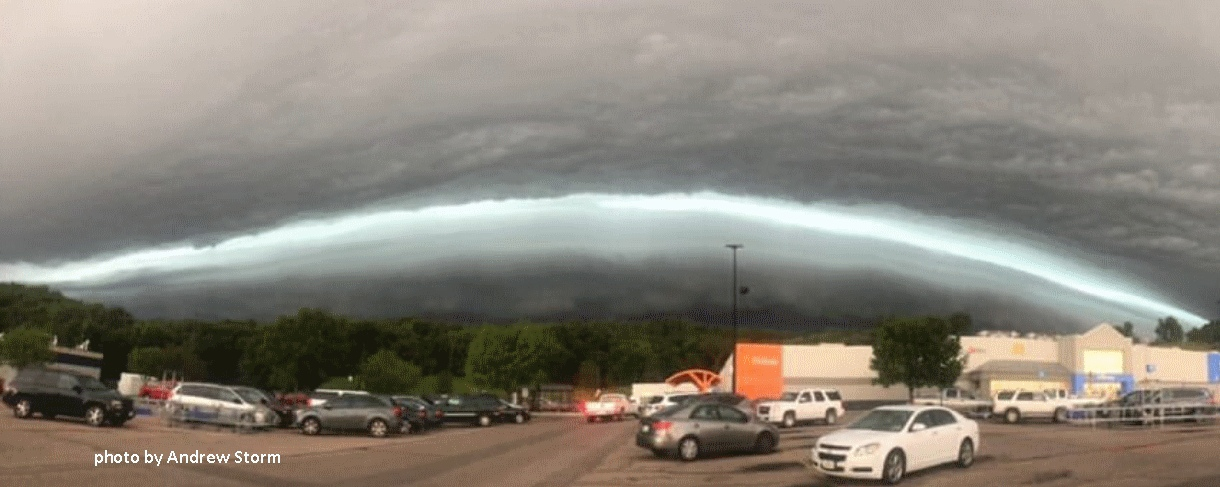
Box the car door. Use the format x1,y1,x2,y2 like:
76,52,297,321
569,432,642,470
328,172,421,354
929,409,962,463
716,405,756,452
320,395,354,430
905,410,941,470
811,391,827,418
53,372,83,418
688,404,726,451
795,391,814,419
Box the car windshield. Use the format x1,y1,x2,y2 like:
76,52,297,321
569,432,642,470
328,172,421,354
847,410,914,432
779,392,798,401
234,388,268,404
78,376,111,390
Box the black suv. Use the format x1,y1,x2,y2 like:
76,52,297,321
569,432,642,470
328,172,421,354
433,394,505,427
2,367,135,427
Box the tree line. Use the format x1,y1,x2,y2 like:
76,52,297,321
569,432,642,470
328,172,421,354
0,284,793,396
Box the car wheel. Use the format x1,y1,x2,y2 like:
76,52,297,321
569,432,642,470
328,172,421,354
957,439,974,468
478,414,492,427
1004,409,1020,424
782,412,796,428
753,432,776,454
883,449,906,484
678,437,700,462
514,413,525,424
1053,407,1067,423
300,418,321,435
85,405,106,427
368,418,389,438
13,398,33,419
825,409,838,425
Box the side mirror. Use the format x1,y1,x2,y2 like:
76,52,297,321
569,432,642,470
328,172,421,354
910,423,927,432
72,385,83,394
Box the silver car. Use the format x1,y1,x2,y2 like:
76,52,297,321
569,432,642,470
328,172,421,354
635,401,780,461
295,393,404,438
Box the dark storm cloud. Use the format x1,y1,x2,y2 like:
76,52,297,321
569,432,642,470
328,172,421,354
3,1,1220,323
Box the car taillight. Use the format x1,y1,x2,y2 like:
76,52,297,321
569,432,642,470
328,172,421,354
653,421,673,432
436,410,444,418
393,406,403,418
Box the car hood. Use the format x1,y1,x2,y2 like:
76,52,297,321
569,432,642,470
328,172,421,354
85,389,124,401
817,429,899,447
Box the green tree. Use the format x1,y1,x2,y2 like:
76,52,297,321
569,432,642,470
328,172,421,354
464,326,515,390
434,370,454,393
241,308,349,391
507,324,566,388
359,350,423,394
1155,316,1185,344
128,346,206,380
1113,321,1142,343
1186,320,1220,347
575,359,601,390
0,327,54,368
870,315,967,402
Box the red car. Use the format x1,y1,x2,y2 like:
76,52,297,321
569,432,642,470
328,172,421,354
138,381,177,400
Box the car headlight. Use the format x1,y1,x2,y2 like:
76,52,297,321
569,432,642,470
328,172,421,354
854,443,880,456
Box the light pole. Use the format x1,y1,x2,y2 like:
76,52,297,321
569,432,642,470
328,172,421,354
726,244,747,394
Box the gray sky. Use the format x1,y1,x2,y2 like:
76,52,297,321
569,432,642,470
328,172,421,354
2,1,1219,332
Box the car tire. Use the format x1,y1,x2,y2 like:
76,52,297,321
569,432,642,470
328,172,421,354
678,437,700,462
1053,407,1067,423
300,417,321,435
85,405,106,427
753,432,777,454
957,439,974,468
478,414,492,427
13,398,33,419
883,449,906,485
514,413,525,424
782,412,796,428
368,418,389,438
1004,409,1020,424
825,409,838,425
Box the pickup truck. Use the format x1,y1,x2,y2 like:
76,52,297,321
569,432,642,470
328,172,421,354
754,388,843,428
581,393,630,422
912,388,993,418
992,389,1077,423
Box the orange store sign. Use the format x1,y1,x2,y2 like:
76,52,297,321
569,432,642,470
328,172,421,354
736,343,783,400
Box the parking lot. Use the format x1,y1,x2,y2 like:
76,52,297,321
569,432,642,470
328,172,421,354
5,411,1220,487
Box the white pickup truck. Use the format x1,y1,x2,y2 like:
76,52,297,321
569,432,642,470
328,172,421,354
581,393,630,422
912,388,993,417
754,388,844,428
992,389,1079,423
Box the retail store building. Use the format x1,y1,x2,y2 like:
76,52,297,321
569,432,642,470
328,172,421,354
719,324,1220,402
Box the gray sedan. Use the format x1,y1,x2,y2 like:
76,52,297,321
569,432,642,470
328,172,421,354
635,401,780,461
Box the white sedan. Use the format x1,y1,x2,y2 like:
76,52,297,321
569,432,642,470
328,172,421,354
811,405,979,484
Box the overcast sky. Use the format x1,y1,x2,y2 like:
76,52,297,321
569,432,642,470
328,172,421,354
2,1,1219,333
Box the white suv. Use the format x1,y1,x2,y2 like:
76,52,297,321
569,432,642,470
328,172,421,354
756,388,845,427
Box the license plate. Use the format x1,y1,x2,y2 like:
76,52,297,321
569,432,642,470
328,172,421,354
821,460,835,470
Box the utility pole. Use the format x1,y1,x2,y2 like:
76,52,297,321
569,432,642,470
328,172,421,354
726,244,744,395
